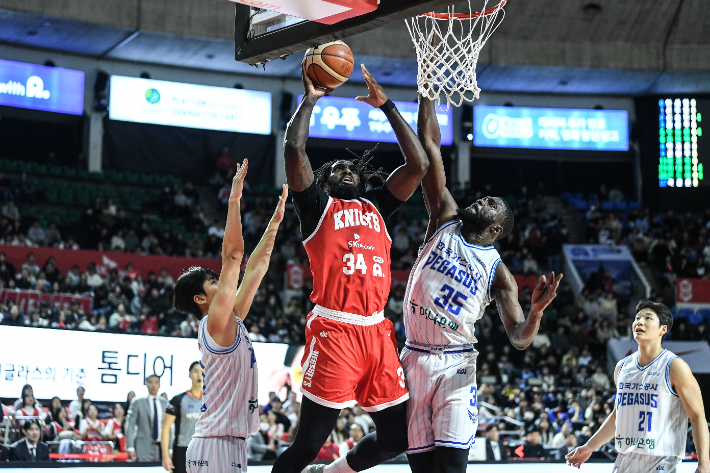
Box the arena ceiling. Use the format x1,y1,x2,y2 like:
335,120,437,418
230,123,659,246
0,0,709,94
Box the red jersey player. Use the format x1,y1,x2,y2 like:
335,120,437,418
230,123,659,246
271,62,429,473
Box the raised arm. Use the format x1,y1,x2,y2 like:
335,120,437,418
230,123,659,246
418,94,459,241
670,358,709,473
493,264,562,350
207,161,247,347
283,62,333,192
355,65,429,202
233,185,288,320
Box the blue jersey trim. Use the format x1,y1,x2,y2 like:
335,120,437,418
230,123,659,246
665,356,678,396
435,435,474,447
635,349,666,371
423,219,460,246
487,258,501,302
405,344,475,355
202,319,241,355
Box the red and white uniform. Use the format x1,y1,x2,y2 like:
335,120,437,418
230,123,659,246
299,190,408,412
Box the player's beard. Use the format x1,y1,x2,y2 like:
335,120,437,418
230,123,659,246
457,207,496,238
329,183,362,200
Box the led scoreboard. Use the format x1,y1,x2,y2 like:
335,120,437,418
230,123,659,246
657,98,707,188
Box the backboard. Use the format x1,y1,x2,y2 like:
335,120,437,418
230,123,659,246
234,0,464,65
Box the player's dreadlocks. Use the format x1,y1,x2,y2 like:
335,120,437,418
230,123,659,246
313,145,390,192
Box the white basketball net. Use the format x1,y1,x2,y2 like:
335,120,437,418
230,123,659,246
406,0,507,110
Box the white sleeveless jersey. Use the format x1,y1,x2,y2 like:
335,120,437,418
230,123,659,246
193,316,259,439
615,349,688,457
404,219,501,346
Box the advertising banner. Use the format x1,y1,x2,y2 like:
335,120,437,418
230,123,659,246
607,339,710,374
0,326,289,405
676,278,710,306
0,245,221,280
297,94,453,145
0,288,92,315
0,59,84,115
109,76,271,134
563,244,633,300
473,105,629,151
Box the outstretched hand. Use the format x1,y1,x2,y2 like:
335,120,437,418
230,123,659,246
271,184,288,224
231,159,248,200
565,445,592,469
301,60,333,98
531,271,563,314
355,64,388,108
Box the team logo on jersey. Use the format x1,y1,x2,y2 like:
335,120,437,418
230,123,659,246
248,398,258,414
373,256,384,263
334,208,381,232
648,371,661,376
457,368,467,374
320,331,328,337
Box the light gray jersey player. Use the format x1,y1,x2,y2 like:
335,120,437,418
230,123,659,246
402,94,562,473
173,160,288,473
566,300,709,473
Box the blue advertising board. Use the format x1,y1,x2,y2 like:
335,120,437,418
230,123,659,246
473,105,629,151
297,95,453,145
0,59,85,115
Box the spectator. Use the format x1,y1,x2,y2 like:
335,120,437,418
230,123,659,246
551,421,571,448
12,385,39,411
103,403,126,451
339,423,365,457
21,253,40,276
84,263,104,288
522,429,546,459
216,147,235,173
248,325,266,342
46,407,70,441
484,424,508,461
522,252,540,274
0,443,8,462
247,423,273,462
555,432,579,461
9,420,49,461
69,387,86,420
538,418,555,448
2,200,20,221
80,404,106,441
2,305,25,326
589,366,611,390
125,374,167,461
157,268,175,288
315,434,339,461
27,223,46,247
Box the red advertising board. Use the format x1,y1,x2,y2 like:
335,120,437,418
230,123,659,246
676,278,710,306
0,245,221,280
0,288,92,314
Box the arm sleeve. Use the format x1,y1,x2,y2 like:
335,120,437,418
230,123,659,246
166,395,181,417
365,186,405,221
291,182,330,239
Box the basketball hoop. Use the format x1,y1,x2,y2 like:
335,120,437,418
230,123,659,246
406,0,507,110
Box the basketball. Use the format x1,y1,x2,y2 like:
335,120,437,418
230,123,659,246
304,40,354,89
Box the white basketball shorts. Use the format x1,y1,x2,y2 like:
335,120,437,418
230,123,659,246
612,452,681,473
186,436,248,473
400,342,479,454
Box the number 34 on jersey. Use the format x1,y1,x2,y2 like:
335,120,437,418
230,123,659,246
342,253,385,277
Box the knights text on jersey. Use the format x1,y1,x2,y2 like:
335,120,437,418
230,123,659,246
193,316,259,439
404,220,501,346
303,196,392,316
614,349,688,457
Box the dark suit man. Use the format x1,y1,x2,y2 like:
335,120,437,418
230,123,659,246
9,421,50,462
484,424,508,461
555,433,578,461
522,428,546,459
0,444,10,462
126,374,168,461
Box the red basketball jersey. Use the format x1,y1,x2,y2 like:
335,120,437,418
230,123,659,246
303,196,391,316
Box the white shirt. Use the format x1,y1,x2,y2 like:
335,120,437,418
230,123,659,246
27,442,37,458
68,399,83,420
147,395,163,429
489,439,501,461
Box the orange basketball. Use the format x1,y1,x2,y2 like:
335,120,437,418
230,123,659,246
304,40,354,90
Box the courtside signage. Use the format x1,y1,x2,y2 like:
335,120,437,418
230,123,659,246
473,105,629,151
109,76,271,134
0,326,287,404
0,59,84,115
298,95,453,145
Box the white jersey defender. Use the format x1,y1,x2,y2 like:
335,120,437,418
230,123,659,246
401,219,501,453
612,349,688,472
186,316,259,473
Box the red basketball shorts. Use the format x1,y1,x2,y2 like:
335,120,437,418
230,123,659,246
300,306,409,412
